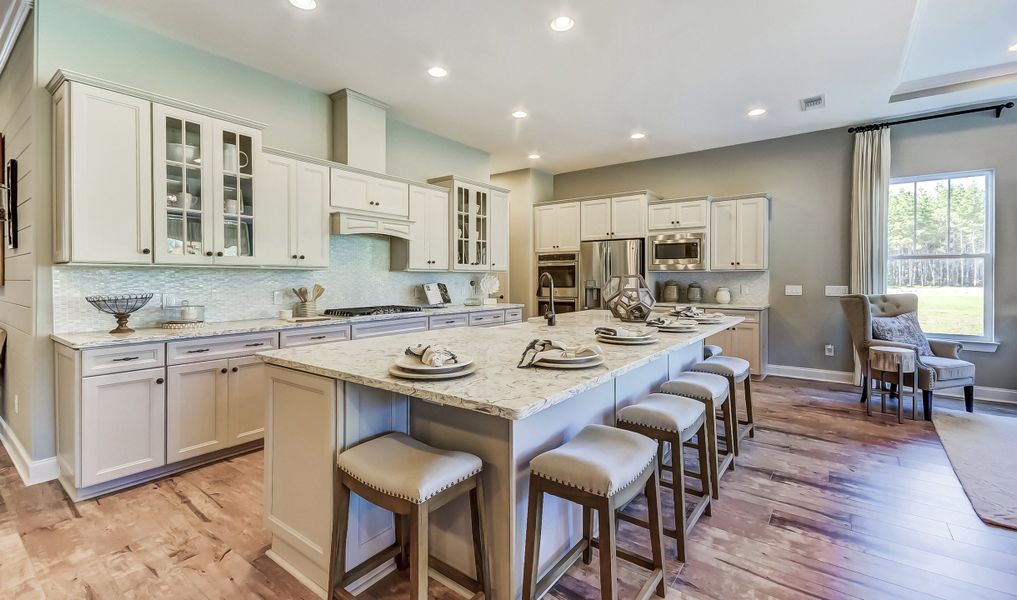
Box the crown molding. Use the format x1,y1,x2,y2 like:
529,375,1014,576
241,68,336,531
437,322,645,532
0,0,32,78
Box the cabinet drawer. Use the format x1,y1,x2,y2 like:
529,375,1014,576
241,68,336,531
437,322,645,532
350,316,429,340
429,314,469,330
280,325,352,348
82,343,165,377
167,332,279,365
469,310,506,327
505,308,523,323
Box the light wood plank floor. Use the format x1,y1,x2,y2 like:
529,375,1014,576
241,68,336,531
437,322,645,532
2,378,1016,599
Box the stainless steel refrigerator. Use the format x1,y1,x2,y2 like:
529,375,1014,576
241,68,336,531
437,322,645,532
580,239,645,310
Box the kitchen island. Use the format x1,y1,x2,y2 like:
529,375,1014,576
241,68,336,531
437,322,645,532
256,310,743,599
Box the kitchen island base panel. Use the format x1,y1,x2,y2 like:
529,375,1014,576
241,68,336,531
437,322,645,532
264,340,705,600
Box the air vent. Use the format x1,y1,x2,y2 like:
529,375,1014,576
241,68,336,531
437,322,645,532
799,94,826,111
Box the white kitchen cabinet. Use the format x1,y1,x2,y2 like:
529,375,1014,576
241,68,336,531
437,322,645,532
535,202,580,252
212,122,263,265
711,196,768,271
166,359,230,463
648,198,708,231
227,356,266,446
429,176,511,272
330,166,409,218
259,152,297,267
391,185,449,271
80,367,166,487
292,161,331,268
53,81,154,264
330,168,371,212
368,178,409,217
580,194,647,240
490,190,509,271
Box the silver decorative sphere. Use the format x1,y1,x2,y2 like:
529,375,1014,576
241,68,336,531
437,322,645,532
604,275,656,322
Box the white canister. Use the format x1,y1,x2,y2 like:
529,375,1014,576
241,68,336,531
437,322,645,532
715,287,732,304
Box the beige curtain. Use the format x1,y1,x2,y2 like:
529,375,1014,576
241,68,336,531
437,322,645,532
849,127,890,382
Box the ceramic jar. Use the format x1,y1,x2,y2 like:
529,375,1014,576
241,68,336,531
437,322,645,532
715,287,732,304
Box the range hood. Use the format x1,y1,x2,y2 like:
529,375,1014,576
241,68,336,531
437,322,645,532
329,212,412,240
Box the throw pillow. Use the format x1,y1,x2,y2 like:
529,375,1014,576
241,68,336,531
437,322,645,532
871,311,933,356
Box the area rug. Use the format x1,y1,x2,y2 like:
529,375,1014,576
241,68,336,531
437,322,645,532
934,409,1017,530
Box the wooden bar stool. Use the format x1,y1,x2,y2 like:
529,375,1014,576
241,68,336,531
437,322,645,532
691,355,755,445
617,393,712,562
867,346,918,423
660,372,735,499
328,432,491,600
522,424,666,600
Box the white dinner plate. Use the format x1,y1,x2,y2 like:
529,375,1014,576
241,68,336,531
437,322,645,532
596,336,658,346
533,357,605,369
658,327,697,333
596,333,655,341
388,363,478,380
537,353,602,364
393,355,474,374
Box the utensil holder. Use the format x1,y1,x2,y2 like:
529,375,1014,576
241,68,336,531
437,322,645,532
294,301,317,318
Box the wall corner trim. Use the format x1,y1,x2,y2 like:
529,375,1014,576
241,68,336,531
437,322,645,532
0,0,32,77
0,416,59,487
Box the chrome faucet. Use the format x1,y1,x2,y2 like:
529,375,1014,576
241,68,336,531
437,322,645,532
539,272,556,326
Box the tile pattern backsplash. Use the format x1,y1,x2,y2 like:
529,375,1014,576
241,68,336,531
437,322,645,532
646,270,770,305
53,235,478,332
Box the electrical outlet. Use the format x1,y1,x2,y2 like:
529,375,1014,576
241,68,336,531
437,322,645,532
13,394,19,414
825,344,835,357
785,284,803,296
825,285,849,297
273,291,287,305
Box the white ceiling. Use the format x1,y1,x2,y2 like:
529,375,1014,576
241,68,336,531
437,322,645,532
80,0,1017,174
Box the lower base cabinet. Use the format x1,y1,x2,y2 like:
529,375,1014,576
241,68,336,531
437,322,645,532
81,367,166,488
228,356,267,445
703,308,768,376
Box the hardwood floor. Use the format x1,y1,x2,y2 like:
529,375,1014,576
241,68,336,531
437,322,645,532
1,377,1016,599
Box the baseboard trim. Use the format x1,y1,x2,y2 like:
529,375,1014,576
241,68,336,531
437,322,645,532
0,416,59,486
938,385,1017,406
766,364,854,384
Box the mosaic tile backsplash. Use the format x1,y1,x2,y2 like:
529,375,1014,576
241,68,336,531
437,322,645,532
53,235,479,333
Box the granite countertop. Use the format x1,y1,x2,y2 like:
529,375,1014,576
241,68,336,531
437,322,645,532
51,303,525,350
654,302,770,310
257,310,743,421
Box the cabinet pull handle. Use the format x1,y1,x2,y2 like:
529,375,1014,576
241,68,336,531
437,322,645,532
232,367,239,372
155,378,164,384
221,368,228,374
310,335,326,340
187,348,210,354
292,254,298,259
216,251,224,257
244,342,265,347
299,255,305,259
142,248,151,255
206,251,214,257
112,356,140,362
445,320,456,324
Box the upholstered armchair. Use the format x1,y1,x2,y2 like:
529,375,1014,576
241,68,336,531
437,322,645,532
840,293,975,420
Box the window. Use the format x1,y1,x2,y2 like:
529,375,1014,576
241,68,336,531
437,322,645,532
886,170,994,344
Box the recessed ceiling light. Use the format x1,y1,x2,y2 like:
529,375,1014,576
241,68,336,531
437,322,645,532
288,0,316,9
747,108,767,117
550,16,575,32
528,153,541,160
630,132,646,140
512,110,529,119
1010,42,1017,52
427,66,448,78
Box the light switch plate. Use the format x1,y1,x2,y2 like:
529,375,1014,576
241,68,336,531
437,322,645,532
825,285,849,297
785,284,803,296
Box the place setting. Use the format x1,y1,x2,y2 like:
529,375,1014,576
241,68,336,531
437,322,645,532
646,316,699,333
671,306,726,325
517,339,605,369
389,344,477,380
593,325,659,345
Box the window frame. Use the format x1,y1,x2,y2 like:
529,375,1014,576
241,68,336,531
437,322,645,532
886,169,996,350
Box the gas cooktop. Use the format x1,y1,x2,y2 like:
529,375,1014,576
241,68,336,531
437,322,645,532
323,305,423,317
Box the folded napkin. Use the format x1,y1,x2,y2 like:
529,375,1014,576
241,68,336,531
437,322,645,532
594,326,654,338
517,339,601,368
672,306,705,318
405,344,460,367
648,317,698,328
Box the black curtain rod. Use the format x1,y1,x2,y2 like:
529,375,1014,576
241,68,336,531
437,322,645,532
848,101,1014,133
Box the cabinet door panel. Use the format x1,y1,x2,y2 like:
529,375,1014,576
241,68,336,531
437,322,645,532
490,190,509,271
81,368,165,487
534,205,557,252
647,203,676,231
611,195,647,238
296,161,331,268
259,153,297,267
557,202,581,251
406,186,432,270
330,168,370,212
703,329,732,357
710,200,738,270
167,359,229,463
427,189,450,270
228,356,266,446
369,178,409,217
69,84,153,264
736,197,768,270
675,200,708,229
580,198,612,240
729,323,760,373
212,122,262,265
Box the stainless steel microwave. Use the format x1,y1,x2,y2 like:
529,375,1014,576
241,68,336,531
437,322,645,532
648,232,707,271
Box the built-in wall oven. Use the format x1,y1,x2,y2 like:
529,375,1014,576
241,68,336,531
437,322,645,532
648,231,707,271
536,252,579,316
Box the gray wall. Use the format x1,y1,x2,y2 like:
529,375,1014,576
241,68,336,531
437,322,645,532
554,128,856,374
554,113,1017,391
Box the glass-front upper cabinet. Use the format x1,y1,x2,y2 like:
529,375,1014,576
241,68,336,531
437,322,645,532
213,123,261,265
452,183,490,271
153,106,214,264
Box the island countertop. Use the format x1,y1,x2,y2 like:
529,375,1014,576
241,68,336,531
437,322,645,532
256,310,742,420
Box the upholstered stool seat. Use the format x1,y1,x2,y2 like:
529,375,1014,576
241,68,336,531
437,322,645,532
330,433,490,600
618,395,712,562
660,372,735,499
523,424,666,600
691,355,755,445
703,344,723,359
339,432,482,503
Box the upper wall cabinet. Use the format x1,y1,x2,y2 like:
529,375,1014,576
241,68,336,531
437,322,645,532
390,185,450,271
429,176,510,272
534,202,580,252
329,167,409,218
647,198,708,231
53,82,154,264
710,196,768,271
579,194,648,240
260,151,330,269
